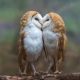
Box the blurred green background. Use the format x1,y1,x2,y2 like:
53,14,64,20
0,0,80,75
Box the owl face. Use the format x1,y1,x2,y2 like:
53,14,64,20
31,13,43,29
42,14,52,30
42,12,65,32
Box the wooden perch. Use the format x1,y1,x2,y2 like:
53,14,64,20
0,73,80,80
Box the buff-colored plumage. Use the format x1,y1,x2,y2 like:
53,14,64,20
42,12,67,73
48,12,65,33
18,11,67,75
50,12,67,73
18,11,37,75
48,12,67,57
18,11,43,75
20,11,38,31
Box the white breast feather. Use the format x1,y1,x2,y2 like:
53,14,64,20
43,24,59,55
23,23,43,61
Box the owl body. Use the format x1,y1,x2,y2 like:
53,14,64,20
42,12,67,73
43,30,59,56
42,23,60,73
18,11,43,75
42,20,59,54
23,23,43,62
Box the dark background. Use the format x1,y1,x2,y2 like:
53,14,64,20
0,0,80,75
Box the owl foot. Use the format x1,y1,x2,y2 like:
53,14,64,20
54,70,61,74
33,72,40,76
39,71,48,75
19,73,27,77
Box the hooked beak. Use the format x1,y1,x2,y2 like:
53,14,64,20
40,23,43,31
41,27,43,31
39,21,43,26
39,21,43,31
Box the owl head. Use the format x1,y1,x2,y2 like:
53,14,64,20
42,12,65,32
20,11,43,30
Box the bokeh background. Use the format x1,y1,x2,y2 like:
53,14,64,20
0,0,80,75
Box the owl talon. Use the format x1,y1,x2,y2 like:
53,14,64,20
39,71,48,75
19,73,27,77
33,72,40,76
54,71,61,74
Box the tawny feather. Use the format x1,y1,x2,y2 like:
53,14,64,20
20,11,38,31
18,11,39,75
42,12,67,73
18,11,43,75
48,12,65,33
48,12,67,73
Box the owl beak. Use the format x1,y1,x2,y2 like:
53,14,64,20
39,20,43,31
41,27,43,31
39,22,43,31
40,23,43,31
40,22,43,26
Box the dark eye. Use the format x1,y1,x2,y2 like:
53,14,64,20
46,19,49,21
35,18,39,21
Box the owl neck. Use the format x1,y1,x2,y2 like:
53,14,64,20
43,23,54,31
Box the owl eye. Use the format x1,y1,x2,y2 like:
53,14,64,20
35,18,39,21
46,19,49,21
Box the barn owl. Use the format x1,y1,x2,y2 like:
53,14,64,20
42,12,67,74
18,11,43,75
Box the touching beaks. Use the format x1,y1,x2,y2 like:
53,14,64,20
41,27,43,31
40,22,43,26
39,21,43,31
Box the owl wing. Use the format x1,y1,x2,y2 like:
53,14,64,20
58,33,67,61
50,12,67,61
18,31,27,73
49,12,67,72
18,11,38,74
18,11,31,74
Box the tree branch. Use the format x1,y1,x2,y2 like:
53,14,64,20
0,73,80,80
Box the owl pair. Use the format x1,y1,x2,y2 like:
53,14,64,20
18,11,67,75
